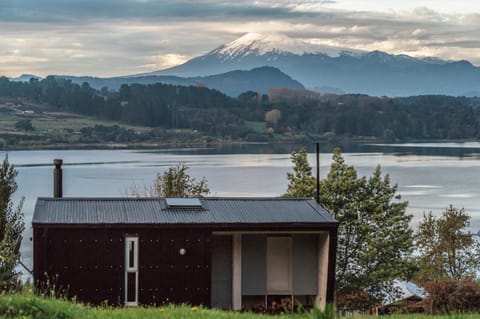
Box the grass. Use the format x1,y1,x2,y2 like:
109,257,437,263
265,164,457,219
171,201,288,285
0,102,149,134
245,121,266,133
2,292,480,319
384,316,480,319
0,291,301,319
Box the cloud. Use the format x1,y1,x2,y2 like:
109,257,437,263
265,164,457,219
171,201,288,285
0,1,478,76
149,53,189,70
0,0,308,22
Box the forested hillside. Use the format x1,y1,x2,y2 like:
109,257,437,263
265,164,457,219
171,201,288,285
1,76,480,146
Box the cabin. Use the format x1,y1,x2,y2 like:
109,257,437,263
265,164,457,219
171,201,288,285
32,160,338,310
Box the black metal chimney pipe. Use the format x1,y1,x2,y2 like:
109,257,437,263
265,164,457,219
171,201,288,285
54,159,63,198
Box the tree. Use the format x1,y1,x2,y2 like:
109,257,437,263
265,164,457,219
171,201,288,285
0,156,24,291
415,206,480,284
422,277,480,314
128,163,209,198
14,119,33,131
155,163,209,197
284,148,316,198
285,148,413,310
265,109,282,126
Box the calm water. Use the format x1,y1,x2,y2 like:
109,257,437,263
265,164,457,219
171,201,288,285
3,142,480,273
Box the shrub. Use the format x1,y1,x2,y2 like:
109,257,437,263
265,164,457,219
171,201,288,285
423,277,480,314
14,119,34,131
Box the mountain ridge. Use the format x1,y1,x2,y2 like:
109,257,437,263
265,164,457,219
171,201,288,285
142,33,480,97
50,66,303,97
10,33,480,97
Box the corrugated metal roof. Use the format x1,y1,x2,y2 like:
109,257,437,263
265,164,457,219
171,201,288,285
384,280,427,305
32,197,337,226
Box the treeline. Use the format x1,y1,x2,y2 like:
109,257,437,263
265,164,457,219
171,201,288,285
270,94,480,140
1,76,480,141
0,76,249,139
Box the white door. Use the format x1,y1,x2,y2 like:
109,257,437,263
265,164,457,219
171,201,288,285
125,236,139,306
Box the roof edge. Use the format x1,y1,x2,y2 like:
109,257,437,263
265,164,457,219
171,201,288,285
36,196,318,201
32,221,339,228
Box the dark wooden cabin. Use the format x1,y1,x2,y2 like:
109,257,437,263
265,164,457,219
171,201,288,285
32,161,338,310
33,197,338,309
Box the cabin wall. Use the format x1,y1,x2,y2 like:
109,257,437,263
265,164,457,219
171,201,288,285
33,227,211,306
34,227,124,305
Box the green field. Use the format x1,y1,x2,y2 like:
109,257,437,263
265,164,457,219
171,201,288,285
0,102,148,134
1,292,479,319
245,120,266,133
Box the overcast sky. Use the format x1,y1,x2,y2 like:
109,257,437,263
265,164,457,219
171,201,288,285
1,0,479,77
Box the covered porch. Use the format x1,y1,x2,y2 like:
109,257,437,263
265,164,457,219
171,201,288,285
211,230,337,311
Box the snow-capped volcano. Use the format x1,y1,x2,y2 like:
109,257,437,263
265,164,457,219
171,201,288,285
211,33,363,59
142,32,480,97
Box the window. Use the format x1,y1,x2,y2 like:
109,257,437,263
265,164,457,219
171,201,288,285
125,236,138,306
126,239,137,271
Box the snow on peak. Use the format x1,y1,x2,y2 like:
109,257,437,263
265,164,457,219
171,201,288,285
211,33,364,59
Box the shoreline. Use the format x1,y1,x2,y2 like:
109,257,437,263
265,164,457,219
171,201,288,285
2,138,480,153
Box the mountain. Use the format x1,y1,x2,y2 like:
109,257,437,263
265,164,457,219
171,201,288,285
59,66,303,97
142,33,480,97
11,74,41,82
193,66,303,96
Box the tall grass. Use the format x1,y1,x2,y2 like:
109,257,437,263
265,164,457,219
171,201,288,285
0,291,300,319
1,292,480,319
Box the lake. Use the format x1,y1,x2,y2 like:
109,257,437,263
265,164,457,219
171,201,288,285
2,142,480,274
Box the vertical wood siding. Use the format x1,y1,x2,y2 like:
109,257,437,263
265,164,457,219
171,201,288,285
34,227,211,306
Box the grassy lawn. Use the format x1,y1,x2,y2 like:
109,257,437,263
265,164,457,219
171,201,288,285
245,120,266,133
1,292,480,319
0,102,149,134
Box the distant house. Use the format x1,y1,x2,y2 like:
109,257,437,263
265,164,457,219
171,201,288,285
32,160,338,310
381,280,427,314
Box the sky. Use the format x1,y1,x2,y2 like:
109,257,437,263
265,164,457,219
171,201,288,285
0,0,479,77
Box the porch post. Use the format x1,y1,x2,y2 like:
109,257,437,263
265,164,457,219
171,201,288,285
232,234,242,310
326,227,338,306
315,232,330,309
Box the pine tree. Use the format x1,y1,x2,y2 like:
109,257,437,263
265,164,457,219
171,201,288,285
285,148,413,310
284,148,316,198
0,156,24,291
322,150,413,309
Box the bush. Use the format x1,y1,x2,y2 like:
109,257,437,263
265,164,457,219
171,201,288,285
423,277,480,314
14,119,34,131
